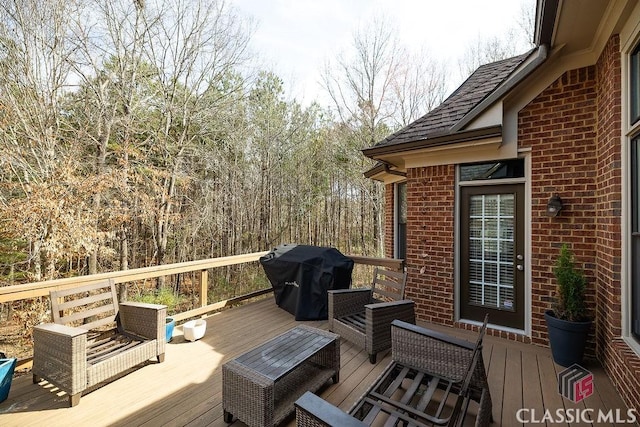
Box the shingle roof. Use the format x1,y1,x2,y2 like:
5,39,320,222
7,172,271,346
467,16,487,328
373,52,532,148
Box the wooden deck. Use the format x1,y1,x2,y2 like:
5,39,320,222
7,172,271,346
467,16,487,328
0,297,631,427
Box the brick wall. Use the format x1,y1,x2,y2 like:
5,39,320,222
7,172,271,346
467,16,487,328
517,34,639,411
595,34,623,358
380,33,639,411
403,165,456,325
593,35,639,412
518,65,599,353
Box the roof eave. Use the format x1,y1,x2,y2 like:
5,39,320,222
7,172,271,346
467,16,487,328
362,125,503,159
363,163,386,179
450,45,548,132
363,161,407,180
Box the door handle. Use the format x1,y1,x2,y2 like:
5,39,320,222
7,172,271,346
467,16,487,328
516,264,524,271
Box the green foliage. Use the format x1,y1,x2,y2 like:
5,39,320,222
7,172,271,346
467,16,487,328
552,244,588,322
208,276,234,303
133,287,185,315
207,266,271,304
0,238,28,282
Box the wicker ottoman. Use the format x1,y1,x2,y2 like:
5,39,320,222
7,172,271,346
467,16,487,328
222,325,340,427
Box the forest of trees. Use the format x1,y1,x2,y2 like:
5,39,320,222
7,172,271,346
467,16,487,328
0,0,533,285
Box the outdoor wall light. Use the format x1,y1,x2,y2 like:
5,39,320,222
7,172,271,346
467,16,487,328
546,194,563,217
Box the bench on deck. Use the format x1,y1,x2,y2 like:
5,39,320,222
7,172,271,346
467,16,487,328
32,279,166,406
328,267,415,363
295,316,492,427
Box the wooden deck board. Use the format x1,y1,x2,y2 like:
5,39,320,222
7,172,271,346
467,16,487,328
486,340,506,423
521,349,545,426
0,297,632,426
502,346,524,425
538,354,569,427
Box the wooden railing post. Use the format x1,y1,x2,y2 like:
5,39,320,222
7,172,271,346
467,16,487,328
199,269,208,308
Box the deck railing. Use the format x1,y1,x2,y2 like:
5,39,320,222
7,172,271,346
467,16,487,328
0,252,404,323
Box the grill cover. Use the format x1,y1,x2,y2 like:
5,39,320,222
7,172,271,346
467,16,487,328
260,244,354,320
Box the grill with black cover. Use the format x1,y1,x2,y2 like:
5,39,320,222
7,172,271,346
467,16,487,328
260,244,353,320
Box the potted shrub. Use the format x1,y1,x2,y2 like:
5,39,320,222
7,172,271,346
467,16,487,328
0,352,17,403
166,317,176,342
544,244,592,367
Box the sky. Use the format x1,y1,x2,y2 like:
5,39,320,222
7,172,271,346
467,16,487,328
230,0,535,105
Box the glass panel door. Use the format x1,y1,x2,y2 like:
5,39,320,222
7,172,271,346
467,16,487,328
460,184,524,329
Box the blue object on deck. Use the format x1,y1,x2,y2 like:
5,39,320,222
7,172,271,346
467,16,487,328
166,317,175,342
0,358,17,403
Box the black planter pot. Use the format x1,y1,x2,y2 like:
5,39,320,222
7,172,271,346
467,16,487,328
544,310,592,367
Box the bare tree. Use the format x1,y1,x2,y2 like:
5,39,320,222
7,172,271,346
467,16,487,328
457,0,536,79
321,15,450,254
392,48,448,128
142,0,251,276
0,0,415,287
0,0,84,280
322,17,404,254
64,0,152,277
323,16,400,146
64,0,252,281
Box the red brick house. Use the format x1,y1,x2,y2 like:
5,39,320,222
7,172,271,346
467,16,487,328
363,0,640,410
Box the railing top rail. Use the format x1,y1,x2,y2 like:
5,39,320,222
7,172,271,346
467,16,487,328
0,251,270,303
348,255,404,271
0,251,404,303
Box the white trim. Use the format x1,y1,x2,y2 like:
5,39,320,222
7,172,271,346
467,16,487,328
393,183,399,259
454,157,530,336
458,319,525,337
454,167,461,322
459,177,526,187
620,2,640,357
377,174,406,186
624,336,640,358
622,131,640,356
403,138,506,170
524,153,532,337
620,2,640,53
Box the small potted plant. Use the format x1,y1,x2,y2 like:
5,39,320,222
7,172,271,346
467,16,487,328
544,244,592,367
0,352,17,403
166,317,176,342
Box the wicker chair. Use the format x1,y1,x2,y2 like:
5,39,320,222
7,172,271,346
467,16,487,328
295,315,492,427
32,280,166,406
327,267,414,363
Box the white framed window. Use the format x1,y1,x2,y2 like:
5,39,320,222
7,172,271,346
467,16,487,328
395,182,407,260
622,12,640,352
632,43,640,126
632,136,640,340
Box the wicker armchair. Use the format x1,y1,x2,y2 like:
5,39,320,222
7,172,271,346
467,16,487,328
295,316,492,427
32,280,166,406
327,267,414,363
